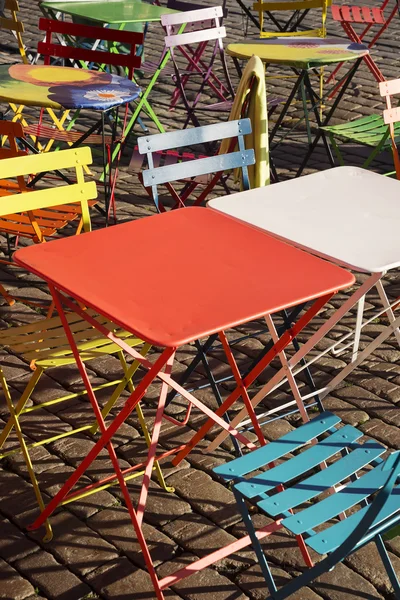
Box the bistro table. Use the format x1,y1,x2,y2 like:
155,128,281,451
227,37,369,175
40,0,179,148
0,63,140,216
14,207,354,600
205,166,400,453
40,0,177,26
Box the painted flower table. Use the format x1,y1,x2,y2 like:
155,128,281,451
40,0,179,148
0,63,140,217
227,37,369,176
0,63,140,110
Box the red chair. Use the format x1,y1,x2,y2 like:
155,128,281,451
327,0,399,88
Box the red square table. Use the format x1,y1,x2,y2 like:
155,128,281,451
14,207,354,599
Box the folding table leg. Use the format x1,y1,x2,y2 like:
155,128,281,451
27,288,255,535
375,279,400,348
201,272,383,453
173,293,333,465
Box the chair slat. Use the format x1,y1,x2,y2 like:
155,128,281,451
142,149,254,187
138,119,252,154
379,79,400,98
283,462,391,535
0,182,96,217
161,6,223,26
0,147,92,179
254,0,327,9
235,425,362,499
213,412,342,480
258,439,386,515
383,106,400,125
165,27,226,49
305,485,400,554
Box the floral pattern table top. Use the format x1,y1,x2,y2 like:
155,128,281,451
227,37,369,69
0,64,141,110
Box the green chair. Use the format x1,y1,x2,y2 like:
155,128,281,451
321,79,400,170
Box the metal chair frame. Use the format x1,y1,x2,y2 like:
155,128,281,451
161,6,235,129
327,0,400,90
214,411,400,599
138,118,255,212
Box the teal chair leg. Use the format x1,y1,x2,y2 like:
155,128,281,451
375,535,400,597
233,488,279,597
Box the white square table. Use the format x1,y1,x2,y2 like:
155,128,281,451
206,166,400,451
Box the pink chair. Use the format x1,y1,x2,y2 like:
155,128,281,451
161,6,235,128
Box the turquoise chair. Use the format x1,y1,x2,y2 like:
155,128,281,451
214,411,400,599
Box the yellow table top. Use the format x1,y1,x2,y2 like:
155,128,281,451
227,37,369,69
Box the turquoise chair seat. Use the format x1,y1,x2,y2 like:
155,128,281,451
214,411,400,599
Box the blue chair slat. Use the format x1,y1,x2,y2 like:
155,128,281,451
304,484,400,555
235,424,363,500
142,150,255,187
138,119,252,154
283,462,392,536
258,439,386,516
213,411,341,480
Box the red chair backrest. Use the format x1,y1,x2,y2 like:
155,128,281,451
37,18,144,79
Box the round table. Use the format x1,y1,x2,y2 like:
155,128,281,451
0,63,140,110
227,37,369,69
227,37,369,176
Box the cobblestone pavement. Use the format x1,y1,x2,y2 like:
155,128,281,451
0,1,399,599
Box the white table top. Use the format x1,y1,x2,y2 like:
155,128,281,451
208,167,400,273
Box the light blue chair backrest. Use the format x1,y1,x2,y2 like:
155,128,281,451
138,119,255,211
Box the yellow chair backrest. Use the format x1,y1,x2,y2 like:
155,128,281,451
0,147,97,235
253,0,332,38
0,0,29,64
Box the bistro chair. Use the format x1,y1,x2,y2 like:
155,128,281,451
0,0,30,65
0,122,97,246
254,0,331,38
0,148,169,543
327,0,399,89
321,76,400,173
0,131,98,306
136,118,255,212
214,410,400,599
161,6,235,128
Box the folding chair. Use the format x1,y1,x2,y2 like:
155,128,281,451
327,0,399,88
0,122,98,247
254,0,331,38
161,6,235,128
0,134,99,306
0,0,31,64
321,76,400,172
137,119,255,212
214,411,400,599
0,148,169,542
253,0,331,116
164,0,229,113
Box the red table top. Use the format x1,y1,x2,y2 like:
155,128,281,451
14,208,355,347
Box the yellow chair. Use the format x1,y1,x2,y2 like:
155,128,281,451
0,0,29,64
0,121,97,245
253,0,332,110
253,0,331,38
0,147,170,542
0,123,98,306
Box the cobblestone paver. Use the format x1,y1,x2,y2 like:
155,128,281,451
0,1,398,599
